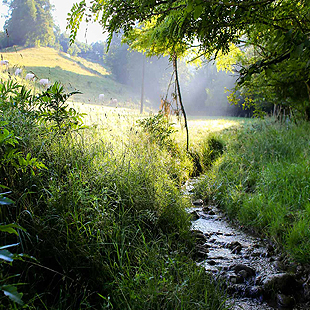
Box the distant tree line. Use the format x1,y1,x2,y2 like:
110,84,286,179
66,0,310,120
0,0,246,116
1,0,54,47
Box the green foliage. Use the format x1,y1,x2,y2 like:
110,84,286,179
193,120,310,262
138,112,176,148
0,80,226,309
0,120,46,179
68,0,310,120
38,82,84,135
188,135,224,177
3,0,55,48
0,193,25,306
123,18,189,59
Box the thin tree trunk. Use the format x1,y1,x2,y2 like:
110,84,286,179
305,80,310,102
304,80,310,120
140,55,145,114
172,53,189,151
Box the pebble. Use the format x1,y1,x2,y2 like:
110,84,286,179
208,260,217,266
263,273,302,296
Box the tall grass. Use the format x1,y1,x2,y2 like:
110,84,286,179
193,119,310,263
0,81,228,309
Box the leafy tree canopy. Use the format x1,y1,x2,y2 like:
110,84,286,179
3,0,55,47
68,0,310,119
68,0,309,72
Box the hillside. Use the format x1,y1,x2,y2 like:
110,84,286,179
0,47,139,106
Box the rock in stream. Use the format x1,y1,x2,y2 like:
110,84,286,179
189,205,310,310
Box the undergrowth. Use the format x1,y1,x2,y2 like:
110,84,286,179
0,80,227,309
193,119,310,263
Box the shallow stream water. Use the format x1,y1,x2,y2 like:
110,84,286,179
185,181,309,309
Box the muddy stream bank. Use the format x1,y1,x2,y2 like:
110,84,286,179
185,183,310,309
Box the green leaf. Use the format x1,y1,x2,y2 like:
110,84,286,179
0,225,18,235
0,243,19,250
0,249,14,262
185,2,193,13
265,68,273,77
0,196,14,205
1,285,24,305
193,5,203,19
0,224,25,235
290,43,304,58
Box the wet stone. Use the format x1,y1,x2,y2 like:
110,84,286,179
189,204,310,309
191,230,208,244
192,199,204,206
277,294,295,308
229,241,242,250
227,284,248,296
267,244,275,256
190,210,200,221
208,260,217,266
229,275,238,284
232,244,242,254
194,244,209,260
202,206,211,213
244,286,264,298
191,229,203,235
224,233,234,236
254,275,264,286
296,265,304,278
251,250,263,257
233,264,256,278
263,273,302,296
237,270,248,279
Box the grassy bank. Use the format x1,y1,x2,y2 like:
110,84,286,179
0,47,138,105
0,81,227,309
193,119,310,263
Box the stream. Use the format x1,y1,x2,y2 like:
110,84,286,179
184,182,310,309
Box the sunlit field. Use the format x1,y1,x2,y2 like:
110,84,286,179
0,47,139,104
2,78,310,309
0,47,109,76
69,100,248,147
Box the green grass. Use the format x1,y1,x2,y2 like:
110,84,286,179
193,118,310,263
0,47,139,105
0,81,229,309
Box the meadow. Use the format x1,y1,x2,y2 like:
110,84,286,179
0,80,230,309
1,57,310,308
0,47,139,105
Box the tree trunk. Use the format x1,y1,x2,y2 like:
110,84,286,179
140,55,145,114
172,53,189,151
305,81,310,121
